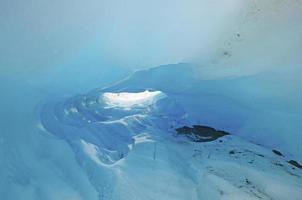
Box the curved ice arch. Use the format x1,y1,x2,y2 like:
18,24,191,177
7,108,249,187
40,90,187,165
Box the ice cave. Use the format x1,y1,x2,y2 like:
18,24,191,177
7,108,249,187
1,0,302,199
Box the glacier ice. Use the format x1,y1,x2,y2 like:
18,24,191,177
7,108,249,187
1,0,302,199
1,63,302,199
21,63,299,200
106,64,302,161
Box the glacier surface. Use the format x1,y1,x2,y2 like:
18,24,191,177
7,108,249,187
3,63,298,200
1,1,302,199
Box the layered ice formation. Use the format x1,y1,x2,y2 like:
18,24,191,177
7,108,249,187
1,0,302,199
41,88,185,166
36,64,302,200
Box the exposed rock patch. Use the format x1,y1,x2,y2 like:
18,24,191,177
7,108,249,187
272,149,283,157
288,160,302,169
176,125,229,142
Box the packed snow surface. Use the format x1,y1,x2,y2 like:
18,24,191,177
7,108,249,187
102,90,164,109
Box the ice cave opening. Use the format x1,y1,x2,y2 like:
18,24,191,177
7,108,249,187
101,90,165,109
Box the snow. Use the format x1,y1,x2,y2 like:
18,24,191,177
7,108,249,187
2,62,302,199
101,90,164,109
34,66,302,199
133,133,154,144
106,63,302,162
1,1,302,197
81,139,103,165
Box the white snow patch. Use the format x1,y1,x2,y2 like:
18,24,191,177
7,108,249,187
100,118,128,126
133,133,154,144
81,139,125,167
101,90,165,109
81,139,103,165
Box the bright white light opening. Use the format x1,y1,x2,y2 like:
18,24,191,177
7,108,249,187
101,90,165,109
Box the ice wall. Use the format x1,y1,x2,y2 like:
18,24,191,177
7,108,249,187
1,0,302,199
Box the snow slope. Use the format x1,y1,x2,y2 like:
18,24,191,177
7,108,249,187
37,64,302,199
105,63,302,161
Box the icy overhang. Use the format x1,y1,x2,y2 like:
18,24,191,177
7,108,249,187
101,90,165,109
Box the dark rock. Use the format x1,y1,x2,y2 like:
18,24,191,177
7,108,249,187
176,125,230,142
288,160,302,169
229,150,235,154
256,153,264,158
272,149,283,157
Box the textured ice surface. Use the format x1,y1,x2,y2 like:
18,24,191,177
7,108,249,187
1,63,302,199
34,64,302,199
106,64,302,161
40,89,184,166
2,0,302,198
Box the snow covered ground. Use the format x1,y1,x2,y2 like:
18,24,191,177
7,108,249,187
35,64,302,199
105,64,302,161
